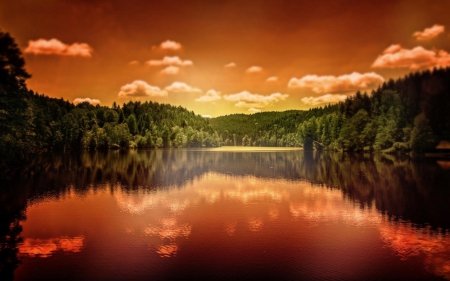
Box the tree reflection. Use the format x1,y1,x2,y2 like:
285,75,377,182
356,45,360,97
3,149,450,280
10,149,450,231
0,181,27,281
2,148,450,278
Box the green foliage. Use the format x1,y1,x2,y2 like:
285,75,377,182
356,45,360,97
410,114,437,153
339,109,370,151
127,114,138,135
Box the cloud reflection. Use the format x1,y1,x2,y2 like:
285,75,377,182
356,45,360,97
379,223,450,280
113,172,450,276
155,244,178,258
144,218,191,258
18,236,84,258
248,217,264,232
144,218,191,240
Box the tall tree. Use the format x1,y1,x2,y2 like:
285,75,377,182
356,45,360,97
0,30,33,169
0,30,30,92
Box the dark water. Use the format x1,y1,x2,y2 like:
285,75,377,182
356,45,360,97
1,148,450,280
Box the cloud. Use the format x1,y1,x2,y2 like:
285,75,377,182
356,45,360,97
128,60,139,65
382,44,402,54
372,45,450,70
413,24,445,41
224,62,236,68
159,40,182,50
266,76,278,82
195,89,221,102
164,82,202,93
118,80,168,98
288,72,384,94
146,56,193,66
224,91,288,108
160,66,180,75
246,66,263,73
301,94,348,106
73,98,100,105
248,108,262,113
24,39,93,57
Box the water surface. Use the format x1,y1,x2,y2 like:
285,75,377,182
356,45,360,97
1,149,450,280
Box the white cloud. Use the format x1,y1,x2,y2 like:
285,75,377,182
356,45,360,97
266,76,278,82
159,40,182,50
24,38,93,57
301,94,347,106
146,56,193,66
118,80,168,98
372,45,450,70
202,115,211,118
413,24,445,41
224,91,288,108
248,108,262,113
73,98,100,105
288,72,384,94
195,89,222,102
382,44,402,54
160,66,180,75
128,60,139,65
164,82,202,93
246,66,263,73
224,62,236,68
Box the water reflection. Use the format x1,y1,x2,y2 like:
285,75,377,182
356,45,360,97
2,149,450,280
379,223,450,279
113,171,450,279
18,236,84,258
17,149,450,230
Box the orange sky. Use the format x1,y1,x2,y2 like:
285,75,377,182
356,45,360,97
1,0,450,116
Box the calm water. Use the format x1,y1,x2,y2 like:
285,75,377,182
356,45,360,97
1,148,450,280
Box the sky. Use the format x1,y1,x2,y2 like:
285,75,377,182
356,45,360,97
1,0,450,117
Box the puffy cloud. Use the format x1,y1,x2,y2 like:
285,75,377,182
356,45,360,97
73,98,100,105
118,80,168,98
146,56,193,66
383,44,402,54
246,66,263,73
24,39,93,57
266,76,278,82
372,45,450,70
159,40,182,50
224,62,236,68
288,72,384,94
301,94,347,106
224,91,288,108
195,89,222,102
413,24,445,41
248,108,262,113
164,82,202,93
160,66,180,75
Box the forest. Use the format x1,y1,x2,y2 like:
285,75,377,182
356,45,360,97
1,29,449,171
211,70,450,153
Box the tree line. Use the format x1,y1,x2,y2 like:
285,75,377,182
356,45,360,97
211,68,449,153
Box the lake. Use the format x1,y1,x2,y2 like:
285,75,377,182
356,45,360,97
1,148,450,280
